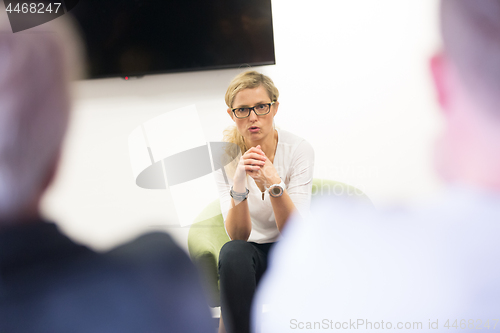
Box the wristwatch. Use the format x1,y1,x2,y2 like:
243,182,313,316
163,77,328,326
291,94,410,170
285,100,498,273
268,179,285,198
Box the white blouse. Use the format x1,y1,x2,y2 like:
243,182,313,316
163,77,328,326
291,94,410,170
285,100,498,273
214,129,314,244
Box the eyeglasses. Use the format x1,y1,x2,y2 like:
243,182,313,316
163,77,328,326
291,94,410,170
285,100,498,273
231,102,275,119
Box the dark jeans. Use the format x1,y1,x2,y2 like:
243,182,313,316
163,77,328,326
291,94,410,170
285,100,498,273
218,240,275,333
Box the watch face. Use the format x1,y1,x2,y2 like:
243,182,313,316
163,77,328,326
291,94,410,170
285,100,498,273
271,186,283,197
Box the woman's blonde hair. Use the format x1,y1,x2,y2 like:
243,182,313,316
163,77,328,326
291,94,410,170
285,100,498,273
223,70,279,155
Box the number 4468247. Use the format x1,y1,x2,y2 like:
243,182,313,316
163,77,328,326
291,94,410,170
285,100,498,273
444,319,499,330
6,3,62,14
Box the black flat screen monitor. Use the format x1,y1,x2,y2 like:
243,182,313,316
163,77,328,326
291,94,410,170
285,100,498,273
70,0,276,79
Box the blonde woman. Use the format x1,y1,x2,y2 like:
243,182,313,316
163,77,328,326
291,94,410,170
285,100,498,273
215,71,314,333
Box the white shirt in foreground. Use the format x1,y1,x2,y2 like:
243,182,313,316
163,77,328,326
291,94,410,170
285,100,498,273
214,128,314,244
252,185,500,332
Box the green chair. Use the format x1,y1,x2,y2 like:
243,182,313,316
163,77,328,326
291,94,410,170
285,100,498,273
187,178,371,307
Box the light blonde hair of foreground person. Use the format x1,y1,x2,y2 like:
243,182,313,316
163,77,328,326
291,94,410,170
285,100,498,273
223,70,279,156
0,10,84,221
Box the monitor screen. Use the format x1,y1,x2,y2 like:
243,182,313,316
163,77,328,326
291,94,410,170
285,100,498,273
70,0,276,79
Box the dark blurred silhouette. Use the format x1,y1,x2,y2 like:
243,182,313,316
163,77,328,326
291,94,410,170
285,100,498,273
0,10,212,333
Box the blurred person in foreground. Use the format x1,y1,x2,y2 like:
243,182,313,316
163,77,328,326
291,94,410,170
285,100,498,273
0,11,212,333
252,0,500,332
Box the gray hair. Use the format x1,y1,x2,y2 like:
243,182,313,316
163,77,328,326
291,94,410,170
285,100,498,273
441,0,500,110
0,10,84,221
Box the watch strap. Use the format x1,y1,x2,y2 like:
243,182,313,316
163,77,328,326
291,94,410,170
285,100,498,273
230,187,249,201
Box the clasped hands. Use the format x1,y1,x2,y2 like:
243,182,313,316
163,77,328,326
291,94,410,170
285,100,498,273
233,145,281,190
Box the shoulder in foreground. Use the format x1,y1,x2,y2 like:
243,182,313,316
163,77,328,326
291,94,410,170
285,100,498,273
106,231,186,264
307,188,500,242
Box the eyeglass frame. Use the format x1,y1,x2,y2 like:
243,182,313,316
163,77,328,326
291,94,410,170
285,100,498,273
231,101,276,119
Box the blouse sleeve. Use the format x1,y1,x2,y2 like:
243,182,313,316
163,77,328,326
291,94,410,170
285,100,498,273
286,140,315,218
213,167,232,222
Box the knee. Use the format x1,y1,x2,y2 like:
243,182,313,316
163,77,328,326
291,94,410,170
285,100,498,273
219,240,254,268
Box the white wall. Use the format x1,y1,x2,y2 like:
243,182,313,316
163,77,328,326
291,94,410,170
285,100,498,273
41,0,444,252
